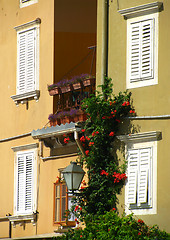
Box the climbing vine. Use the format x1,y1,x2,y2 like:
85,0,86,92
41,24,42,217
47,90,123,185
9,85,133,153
69,77,135,222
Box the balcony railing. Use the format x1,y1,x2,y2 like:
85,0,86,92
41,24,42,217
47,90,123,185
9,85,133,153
48,75,95,126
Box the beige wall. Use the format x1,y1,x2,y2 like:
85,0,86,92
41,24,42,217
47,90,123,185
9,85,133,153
96,0,170,233
0,0,97,238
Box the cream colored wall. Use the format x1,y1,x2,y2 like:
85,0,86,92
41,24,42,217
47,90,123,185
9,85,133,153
97,0,170,233
0,0,54,238
0,0,97,238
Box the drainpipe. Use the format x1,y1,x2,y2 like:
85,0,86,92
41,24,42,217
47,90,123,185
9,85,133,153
74,131,85,157
96,0,109,85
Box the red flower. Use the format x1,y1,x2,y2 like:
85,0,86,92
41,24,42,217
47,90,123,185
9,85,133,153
80,207,82,211
112,208,116,211
108,229,110,231
96,131,99,134
85,150,89,156
80,235,83,238
86,136,90,141
111,111,114,115
100,170,109,176
89,142,94,146
138,232,141,235
102,116,106,119
129,110,133,113
92,132,96,137
81,129,85,132
114,110,117,113
64,137,70,144
109,132,115,137
74,206,79,211
138,219,144,224
80,136,85,142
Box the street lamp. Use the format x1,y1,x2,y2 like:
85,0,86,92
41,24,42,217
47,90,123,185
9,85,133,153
62,162,85,192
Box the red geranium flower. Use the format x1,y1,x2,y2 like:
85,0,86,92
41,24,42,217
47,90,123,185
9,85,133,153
109,132,115,136
81,129,85,132
85,150,89,156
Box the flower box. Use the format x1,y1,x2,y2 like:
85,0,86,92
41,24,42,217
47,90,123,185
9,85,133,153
60,85,73,94
48,87,61,96
72,82,83,90
83,78,95,87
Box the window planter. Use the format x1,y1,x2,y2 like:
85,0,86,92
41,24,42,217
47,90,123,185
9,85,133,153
72,81,83,90
49,87,61,96
60,85,73,94
83,77,95,87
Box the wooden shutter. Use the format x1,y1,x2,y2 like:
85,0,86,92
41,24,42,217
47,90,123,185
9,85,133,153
130,19,154,82
18,29,36,94
130,22,141,81
127,149,139,204
141,19,154,79
16,152,34,214
138,148,151,204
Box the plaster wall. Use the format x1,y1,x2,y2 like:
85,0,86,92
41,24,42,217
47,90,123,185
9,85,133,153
97,0,170,233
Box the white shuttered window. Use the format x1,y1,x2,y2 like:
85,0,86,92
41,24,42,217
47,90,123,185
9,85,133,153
130,19,154,82
127,13,158,89
127,147,152,208
16,151,35,215
17,28,36,94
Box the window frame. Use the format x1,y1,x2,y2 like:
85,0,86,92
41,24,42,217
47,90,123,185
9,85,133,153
14,149,37,216
118,131,161,215
11,19,40,105
53,178,75,226
126,12,158,89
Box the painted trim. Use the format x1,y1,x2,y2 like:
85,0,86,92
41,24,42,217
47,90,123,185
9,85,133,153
11,143,39,152
11,90,40,105
117,131,162,143
14,18,41,31
20,0,38,9
118,2,163,19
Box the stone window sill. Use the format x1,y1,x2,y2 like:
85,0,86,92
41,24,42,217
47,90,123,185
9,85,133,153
11,90,40,106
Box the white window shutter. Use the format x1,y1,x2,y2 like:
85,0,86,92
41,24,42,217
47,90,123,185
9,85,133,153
141,19,154,79
16,152,34,214
129,19,154,82
18,29,36,94
25,153,34,211
127,149,139,204
138,148,151,204
130,22,141,82
17,154,25,213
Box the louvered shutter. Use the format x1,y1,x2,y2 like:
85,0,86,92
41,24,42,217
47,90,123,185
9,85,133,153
25,153,34,211
18,29,36,94
130,19,154,82
16,152,34,214
17,154,25,213
138,148,151,204
130,22,141,81
127,149,139,204
141,20,154,79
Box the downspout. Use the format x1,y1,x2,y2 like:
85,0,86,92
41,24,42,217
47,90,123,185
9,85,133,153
74,130,85,157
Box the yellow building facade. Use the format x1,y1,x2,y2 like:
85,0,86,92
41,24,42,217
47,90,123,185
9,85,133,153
0,0,96,238
97,0,170,233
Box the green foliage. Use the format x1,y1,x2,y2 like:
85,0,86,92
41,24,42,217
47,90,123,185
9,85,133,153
71,77,135,220
54,210,170,240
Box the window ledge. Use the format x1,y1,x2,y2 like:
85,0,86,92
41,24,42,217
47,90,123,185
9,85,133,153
11,90,40,106
118,2,163,19
8,213,37,227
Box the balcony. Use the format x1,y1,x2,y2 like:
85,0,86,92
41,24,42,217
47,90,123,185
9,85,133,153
47,74,95,126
